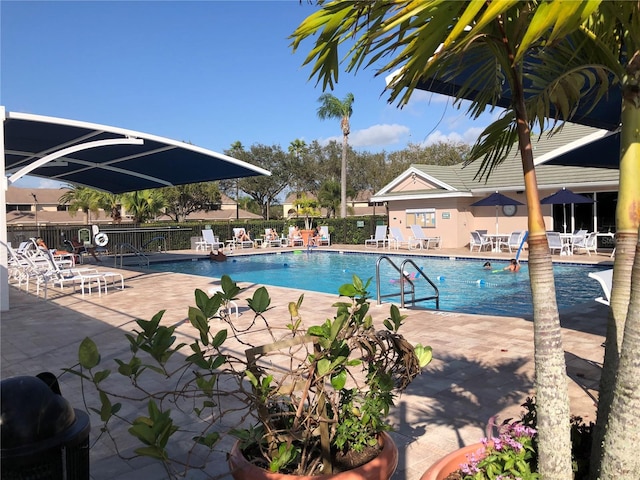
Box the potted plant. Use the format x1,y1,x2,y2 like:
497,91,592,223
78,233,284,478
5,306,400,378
293,195,321,245
421,398,593,480
67,274,432,479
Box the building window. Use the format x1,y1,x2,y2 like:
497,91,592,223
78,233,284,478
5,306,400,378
57,205,69,211
406,208,436,228
6,204,31,212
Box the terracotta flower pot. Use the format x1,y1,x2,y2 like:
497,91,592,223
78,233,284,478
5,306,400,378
300,229,315,246
228,432,398,480
419,442,486,480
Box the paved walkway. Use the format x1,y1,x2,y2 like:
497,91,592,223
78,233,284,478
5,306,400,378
1,245,610,479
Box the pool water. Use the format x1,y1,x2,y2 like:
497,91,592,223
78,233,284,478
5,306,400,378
147,251,607,317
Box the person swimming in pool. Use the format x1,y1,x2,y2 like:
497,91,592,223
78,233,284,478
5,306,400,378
483,261,492,269
504,258,521,272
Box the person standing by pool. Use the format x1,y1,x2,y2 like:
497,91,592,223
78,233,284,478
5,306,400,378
504,259,521,272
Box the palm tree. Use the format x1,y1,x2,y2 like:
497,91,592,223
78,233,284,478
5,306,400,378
316,92,354,218
120,190,165,224
292,2,639,478
58,185,102,224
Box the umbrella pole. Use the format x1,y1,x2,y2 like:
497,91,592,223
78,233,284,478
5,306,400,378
563,203,567,234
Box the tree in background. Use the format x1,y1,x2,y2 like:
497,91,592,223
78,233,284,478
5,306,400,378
227,143,293,219
161,182,221,223
316,92,354,218
291,2,639,478
95,193,122,223
120,189,166,224
58,185,102,225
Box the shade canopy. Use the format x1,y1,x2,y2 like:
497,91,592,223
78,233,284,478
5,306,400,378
534,129,620,169
540,188,594,206
3,110,271,194
414,66,620,132
470,192,523,207
1,107,271,312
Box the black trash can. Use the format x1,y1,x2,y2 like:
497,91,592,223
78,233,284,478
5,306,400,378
1,373,90,480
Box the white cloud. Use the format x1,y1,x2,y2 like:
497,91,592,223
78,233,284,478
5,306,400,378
320,124,410,149
422,126,486,146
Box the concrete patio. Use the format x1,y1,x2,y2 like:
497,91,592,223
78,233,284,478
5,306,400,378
1,245,609,479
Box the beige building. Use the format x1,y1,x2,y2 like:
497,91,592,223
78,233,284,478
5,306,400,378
371,123,619,249
5,188,259,225
283,190,382,219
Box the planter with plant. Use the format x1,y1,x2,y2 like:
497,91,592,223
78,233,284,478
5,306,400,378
67,275,432,479
294,195,321,231
421,398,593,480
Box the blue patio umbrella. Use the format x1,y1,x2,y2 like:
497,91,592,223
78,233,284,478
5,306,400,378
470,192,523,236
540,188,594,233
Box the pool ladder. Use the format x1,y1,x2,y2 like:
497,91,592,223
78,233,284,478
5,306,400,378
114,243,150,267
375,256,440,309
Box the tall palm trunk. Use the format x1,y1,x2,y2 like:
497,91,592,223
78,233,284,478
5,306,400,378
594,52,640,478
340,117,349,219
513,91,573,479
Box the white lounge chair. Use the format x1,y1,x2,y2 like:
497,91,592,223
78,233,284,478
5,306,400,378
469,231,491,252
263,229,282,247
365,225,388,248
287,226,304,247
317,226,330,246
588,269,612,306
231,228,254,249
409,225,440,250
200,229,224,251
388,227,411,250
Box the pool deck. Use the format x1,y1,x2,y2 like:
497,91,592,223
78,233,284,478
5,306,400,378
1,244,611,479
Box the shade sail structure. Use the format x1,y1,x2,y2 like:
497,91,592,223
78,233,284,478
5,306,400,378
534,128,620,169
3,110,271,194
411,61,621,132
1,107,271,312
540,188,594,233
471,192,524,236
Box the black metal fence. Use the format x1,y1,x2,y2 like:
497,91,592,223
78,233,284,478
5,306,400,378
7,216,388,251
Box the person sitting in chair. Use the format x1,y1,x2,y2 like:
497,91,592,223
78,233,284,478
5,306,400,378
236,229,251,242
65,238,102,263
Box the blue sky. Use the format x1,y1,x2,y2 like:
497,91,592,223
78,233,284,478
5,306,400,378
2,1,496,189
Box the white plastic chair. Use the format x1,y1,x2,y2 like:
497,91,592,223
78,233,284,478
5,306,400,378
388,227,411,250
547,232,568,255
574,232,598,256
365,225,388,248
469,231,491,252
409,224,440,250
318,226,330,246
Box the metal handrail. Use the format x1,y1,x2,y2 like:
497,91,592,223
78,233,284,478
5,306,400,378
140,236,167,253
375,255,439,309
115,243,149,268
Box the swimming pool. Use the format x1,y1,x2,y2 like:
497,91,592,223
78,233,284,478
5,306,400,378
147,251,608,317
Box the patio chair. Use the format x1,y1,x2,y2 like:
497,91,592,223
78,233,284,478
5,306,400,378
574,232,598,256
409,225,441,250
499,231,526,253
318,226,330,246
287,226,304,247
469,231,491,252
547,231,568,255
365,225,388,248
588,268,612,306
388,227,411,250
200,229,224,251
231,228,254,249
